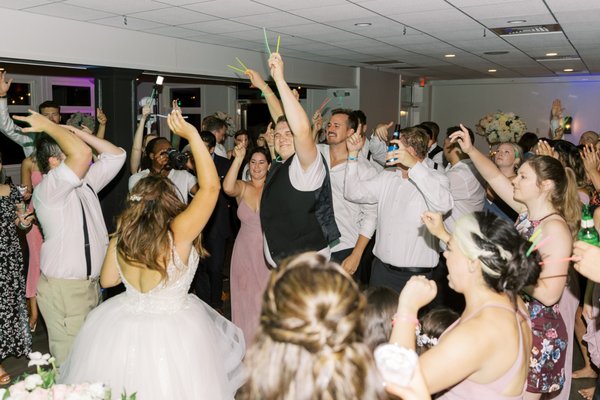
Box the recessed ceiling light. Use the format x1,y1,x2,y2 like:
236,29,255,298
546,52,558,56
507,19,527,24
488,69,497,72
444,54,456,58
354,22,371,27
563,68,574,72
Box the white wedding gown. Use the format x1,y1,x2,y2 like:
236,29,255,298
60,244,245,399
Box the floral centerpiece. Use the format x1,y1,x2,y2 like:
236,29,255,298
0,352,136,400
476,111,527,144
213,111,236,137
66,112,96,132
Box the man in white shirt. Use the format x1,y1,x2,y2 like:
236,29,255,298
14,111,126,365
345,126,453,293
318,109,377,275
128,137,197,204
421,121,444,169
202,115,228,159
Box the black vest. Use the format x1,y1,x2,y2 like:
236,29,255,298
260,154,340,265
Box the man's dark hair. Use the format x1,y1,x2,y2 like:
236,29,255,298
38,100,61,113
276,115,287,124
421,121,440,141
445,126,474,143
200,131,217,149
352,110,367,126
35,134,63,174
331,108,358,131
145,137,170,158
202,115,227,133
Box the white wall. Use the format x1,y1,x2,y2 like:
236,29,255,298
0,8,355,88
430,76,600,148
358,68,401,129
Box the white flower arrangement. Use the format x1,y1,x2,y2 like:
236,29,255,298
1,353,136,400
476,111,527,144
213,111,236,137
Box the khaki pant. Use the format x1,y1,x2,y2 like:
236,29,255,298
36,274,101,366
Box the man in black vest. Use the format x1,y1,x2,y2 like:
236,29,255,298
420,121,444,169
260,52,339,267
191,131,234,312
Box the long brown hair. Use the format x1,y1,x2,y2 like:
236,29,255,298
238,253,385,400
115,175,205,279
526,155,581,236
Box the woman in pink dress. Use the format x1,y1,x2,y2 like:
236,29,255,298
223,145,271,345
20,155,43,331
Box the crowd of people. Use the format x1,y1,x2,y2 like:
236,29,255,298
1,52,600,400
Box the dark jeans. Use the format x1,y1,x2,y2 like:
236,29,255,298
330,248,353,264
369,257,434,296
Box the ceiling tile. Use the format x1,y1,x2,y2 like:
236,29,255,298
251,0,347,12
290,3,377,23
359,0,452,14
26,2,115,20
143,25,198,38
93,15,166,30
63,0,166,15
461,0,550,19
184,0,273,18
231,11,311,28
0,0,58,9
182,19,254,33
131,7,216,25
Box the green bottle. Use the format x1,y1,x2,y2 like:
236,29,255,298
578,204,600,246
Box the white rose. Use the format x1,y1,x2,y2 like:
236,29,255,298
28,352,51,367
24,374,43,390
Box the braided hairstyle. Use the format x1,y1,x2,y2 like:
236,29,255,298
238,253,385,400
453,212,542,306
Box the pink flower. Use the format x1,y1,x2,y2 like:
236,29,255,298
28,387,51,400
51,384,71,399
545,328,558,339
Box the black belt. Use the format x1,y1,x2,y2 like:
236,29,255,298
376,258,434,274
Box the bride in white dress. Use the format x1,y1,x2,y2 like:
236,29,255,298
60,109,245,399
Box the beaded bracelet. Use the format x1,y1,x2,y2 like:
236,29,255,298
18,221,32,230
347,155,358,161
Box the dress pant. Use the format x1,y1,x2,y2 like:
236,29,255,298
330,248,353,265
193,234,227,310
369,257,434,297
36,274,100,366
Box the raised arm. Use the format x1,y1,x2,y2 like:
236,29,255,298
450,124,524,213
0,69,35,155
268,53,315,169
20,157,34,201
223,144,246,200
168,110,220,245
130,105,151,174
246,68,283,122
63,124,124,156
14,110,92,179
96,108,107,140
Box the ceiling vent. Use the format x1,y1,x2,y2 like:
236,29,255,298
391,66,422,70
535,55,581,62
491,24,562,36
362,60,403,65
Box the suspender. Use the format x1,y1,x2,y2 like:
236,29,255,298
79,183,95,278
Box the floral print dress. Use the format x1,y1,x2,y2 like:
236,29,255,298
515,212,567,393
0,184,32,359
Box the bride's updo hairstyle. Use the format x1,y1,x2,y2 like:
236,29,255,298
238,252,385,400
453,212,542,306
115,175,206,279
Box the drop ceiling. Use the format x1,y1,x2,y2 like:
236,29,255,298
1,0,598,80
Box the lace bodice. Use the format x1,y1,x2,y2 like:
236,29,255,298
117,245,199,313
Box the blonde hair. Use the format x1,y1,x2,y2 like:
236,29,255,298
238,253,385,400
115,175,206,279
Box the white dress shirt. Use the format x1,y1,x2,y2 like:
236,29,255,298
318,144,378,252
444,159,486,234
33,150,126,279
345,160,453,268
129,169,197,204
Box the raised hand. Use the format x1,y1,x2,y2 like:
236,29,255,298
581,144,600,173
535,140,558,159
312,111,323,132
245,68,266,90
0,69,12,97
13,110,55,133
233,143,246,160
449,123,474,154
398,275,437,315
141,104,151,118
167,109,197,140
374,121,394,142
421,212,450,243
268,53,284,82
172,99,181,113
386,139,417,168
96,108,107,126
291,88,300,102
346,130,364,154
264,122,275,147
551,99,563,119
